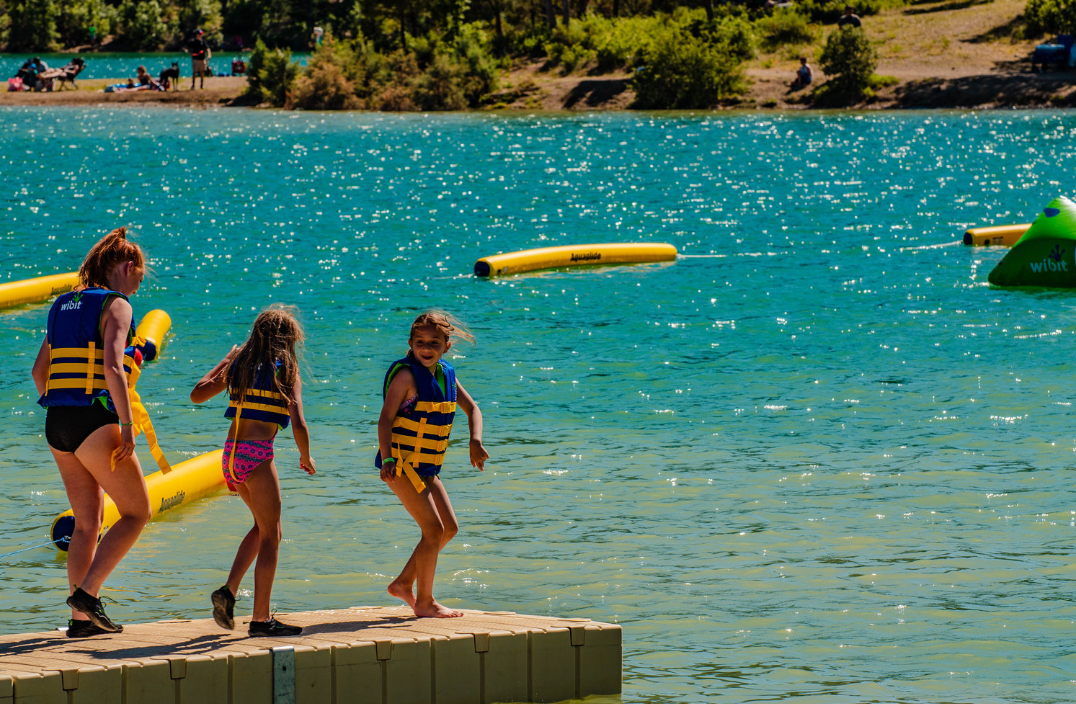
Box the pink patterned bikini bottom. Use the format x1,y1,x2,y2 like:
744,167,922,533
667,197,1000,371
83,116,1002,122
222,438,274,487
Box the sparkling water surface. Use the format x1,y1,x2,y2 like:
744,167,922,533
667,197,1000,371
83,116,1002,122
1,108,1075,703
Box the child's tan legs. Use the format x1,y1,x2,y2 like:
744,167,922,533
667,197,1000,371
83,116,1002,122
239,460,281,622
224,482,262,596
387,478,462,618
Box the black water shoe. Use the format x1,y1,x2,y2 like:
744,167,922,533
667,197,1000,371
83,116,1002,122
66,618,119,638
66,588,120,633
211,585,236,630
248,617,302,637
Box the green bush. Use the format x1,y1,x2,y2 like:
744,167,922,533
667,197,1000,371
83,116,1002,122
714,15,756,60
294,42,364,109
413,52,468,109
633,26,746,108
246,39,301,107
1025,0,1076,35
819,26,877,98
755,9,816,49
795,0,886,23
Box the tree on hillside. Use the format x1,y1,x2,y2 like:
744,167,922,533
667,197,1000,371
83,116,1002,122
819,26,876,98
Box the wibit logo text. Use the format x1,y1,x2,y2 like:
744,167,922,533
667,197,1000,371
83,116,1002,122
1030,245,1068,273
59,292,83,311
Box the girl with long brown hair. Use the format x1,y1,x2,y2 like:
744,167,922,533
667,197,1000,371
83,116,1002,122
31,227,151,636
377,310,489,618
190,305,315,637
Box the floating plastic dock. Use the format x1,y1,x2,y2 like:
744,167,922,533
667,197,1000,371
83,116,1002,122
0,606,621,704
474,243,677,277
0,272,79,310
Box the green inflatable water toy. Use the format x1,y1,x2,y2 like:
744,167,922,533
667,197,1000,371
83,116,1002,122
988,196,1076,287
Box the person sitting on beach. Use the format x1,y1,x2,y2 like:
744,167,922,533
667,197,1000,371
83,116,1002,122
16,57,47,90
190,306,315,637
31,228,152,637
135,65,160,89
377,311,488,618
231,57,247,76
790,57,813,90
837,5,862,27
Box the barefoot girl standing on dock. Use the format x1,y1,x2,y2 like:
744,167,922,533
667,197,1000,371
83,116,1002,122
32,228,152,636
377,311,488,618
190,306,315,637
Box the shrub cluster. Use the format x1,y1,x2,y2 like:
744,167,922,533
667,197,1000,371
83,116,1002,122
633,22,748,108
1025,0,1076,35
535,8,755,75
253,27,500,111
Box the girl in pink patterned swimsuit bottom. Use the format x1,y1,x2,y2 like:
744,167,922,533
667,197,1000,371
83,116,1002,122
190,305,315,638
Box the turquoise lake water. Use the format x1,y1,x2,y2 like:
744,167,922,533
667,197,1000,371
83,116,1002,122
1,108,1075,703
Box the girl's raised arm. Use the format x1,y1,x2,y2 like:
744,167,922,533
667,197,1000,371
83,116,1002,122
456,381,488,471
288,373,315,475
190,345,238,404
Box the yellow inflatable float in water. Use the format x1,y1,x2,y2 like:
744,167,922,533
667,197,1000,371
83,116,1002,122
474,243,678,277
963,224,1031,247
51,450,227,550
0,272,79,309
134,309,171,362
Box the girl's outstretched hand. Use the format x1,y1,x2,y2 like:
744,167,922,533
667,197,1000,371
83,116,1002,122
470,439,488,471
300,455,316,475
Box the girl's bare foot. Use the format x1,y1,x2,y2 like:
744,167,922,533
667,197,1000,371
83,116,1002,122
413,600,464,618
387,579,416,608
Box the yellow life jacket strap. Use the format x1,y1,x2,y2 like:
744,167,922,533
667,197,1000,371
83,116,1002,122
395,417,429,493
109,363,170,474
413,401,456,414
392,415,452,436
85,341,95,394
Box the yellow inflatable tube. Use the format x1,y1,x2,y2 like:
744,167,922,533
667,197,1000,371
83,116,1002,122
474,243,678,277
964,224,1031,247
0,272,79,310
135,309,172,362
51,450,226,551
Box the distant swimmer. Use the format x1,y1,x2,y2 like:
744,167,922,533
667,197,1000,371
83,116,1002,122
376,311,489,619
190,306,315,637
31,228,151,637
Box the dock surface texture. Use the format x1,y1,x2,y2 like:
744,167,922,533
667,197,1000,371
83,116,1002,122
0,606,621,704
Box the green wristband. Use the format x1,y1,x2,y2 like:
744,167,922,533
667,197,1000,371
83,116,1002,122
382,457,397,466
119,421,134,427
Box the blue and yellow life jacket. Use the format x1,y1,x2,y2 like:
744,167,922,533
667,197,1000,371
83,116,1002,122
376,355,457,492
38,288,137,410
224,360,291,430
38,287,169,472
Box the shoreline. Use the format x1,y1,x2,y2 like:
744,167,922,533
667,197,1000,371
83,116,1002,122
4,69,1075,111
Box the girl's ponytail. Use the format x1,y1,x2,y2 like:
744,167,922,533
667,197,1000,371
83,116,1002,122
78,227,146,290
